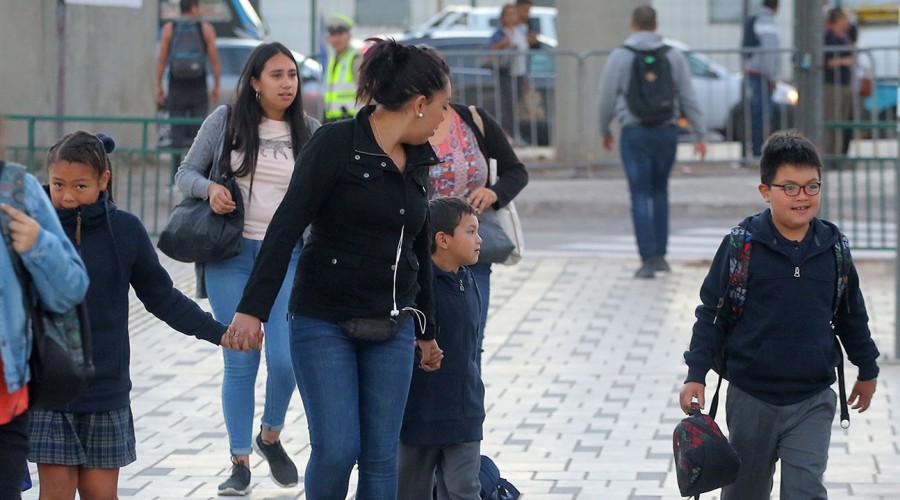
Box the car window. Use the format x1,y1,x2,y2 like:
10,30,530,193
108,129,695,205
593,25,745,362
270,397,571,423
450,13,469,28
219,47,253,76
685,52,712,78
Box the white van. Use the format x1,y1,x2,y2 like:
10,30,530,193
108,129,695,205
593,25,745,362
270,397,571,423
407,5,557,41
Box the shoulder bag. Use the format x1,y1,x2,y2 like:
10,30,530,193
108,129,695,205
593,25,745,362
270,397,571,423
468,105,525,265
158,107,244,263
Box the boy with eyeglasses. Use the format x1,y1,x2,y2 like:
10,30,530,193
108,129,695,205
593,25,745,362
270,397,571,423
678,131,879,499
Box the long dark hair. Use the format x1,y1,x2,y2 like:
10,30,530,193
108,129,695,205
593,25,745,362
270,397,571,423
227,42,311,179
357,39,450,111
47,131,116,202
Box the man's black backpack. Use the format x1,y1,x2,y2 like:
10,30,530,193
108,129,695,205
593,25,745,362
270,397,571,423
624,45,676,126
168,19,207,80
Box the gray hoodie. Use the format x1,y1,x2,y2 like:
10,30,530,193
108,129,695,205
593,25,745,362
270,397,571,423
597,31,705,142
742,6,781,79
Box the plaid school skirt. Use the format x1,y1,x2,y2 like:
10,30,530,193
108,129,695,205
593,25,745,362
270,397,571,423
28,406,136,468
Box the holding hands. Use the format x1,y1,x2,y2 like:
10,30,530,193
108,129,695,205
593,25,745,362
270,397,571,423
220,312,265,351
415,338,444,372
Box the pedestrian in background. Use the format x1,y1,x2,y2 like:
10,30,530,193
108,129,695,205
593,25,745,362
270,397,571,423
227,39,447,498
488,3,530,141
514,0,540,47
741,0,781,158
427,102,528,367
597,4,706,279
323,13,361,123
175,42,319,496
680,132,879,499
823,7,855,157
28,131,238,499
156,0,221,171
398,197,486,500
0,114,89,500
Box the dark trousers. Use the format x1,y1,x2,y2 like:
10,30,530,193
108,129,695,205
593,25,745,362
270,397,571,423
747,73,773,157
168,85,209,175
619,124,679,260
0,412,29,500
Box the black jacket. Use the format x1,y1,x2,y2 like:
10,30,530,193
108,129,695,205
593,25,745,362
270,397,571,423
51,192,224,413
237,106,438,339
684,210,879,405
401,264,485,445
451,103,528,209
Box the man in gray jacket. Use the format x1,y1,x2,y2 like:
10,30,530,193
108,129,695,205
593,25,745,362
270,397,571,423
742,0,781,157
597,5,706,279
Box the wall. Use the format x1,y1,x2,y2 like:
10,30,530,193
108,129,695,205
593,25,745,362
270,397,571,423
0,0,157,157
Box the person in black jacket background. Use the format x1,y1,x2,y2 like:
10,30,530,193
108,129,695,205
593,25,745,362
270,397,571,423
229,39,449,498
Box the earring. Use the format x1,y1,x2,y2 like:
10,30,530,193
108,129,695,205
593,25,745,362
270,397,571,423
417,112,424,118
255,89,260,101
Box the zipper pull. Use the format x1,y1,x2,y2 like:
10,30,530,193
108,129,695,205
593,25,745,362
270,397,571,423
76,211,82,245
794,266,800,278
459,278,464,291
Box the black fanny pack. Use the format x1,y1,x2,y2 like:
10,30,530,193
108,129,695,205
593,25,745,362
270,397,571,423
339,311,409,342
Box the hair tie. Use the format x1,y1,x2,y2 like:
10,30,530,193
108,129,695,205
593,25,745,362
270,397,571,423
96,133,116,154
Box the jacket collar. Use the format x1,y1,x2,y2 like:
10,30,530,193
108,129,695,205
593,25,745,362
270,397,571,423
352,105,440,170
748,209,839,254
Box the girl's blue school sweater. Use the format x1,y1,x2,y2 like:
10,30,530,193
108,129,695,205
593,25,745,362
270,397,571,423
51,192,224,413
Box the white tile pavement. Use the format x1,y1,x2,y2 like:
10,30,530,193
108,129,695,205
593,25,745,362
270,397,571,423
22,253,899,499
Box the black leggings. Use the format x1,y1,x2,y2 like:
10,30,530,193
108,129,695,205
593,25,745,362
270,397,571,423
0,412,29,500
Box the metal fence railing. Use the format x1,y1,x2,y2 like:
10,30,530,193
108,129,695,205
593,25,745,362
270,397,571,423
4,44,897,248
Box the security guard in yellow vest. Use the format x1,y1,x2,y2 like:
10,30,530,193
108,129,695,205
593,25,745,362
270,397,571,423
324,13,361,123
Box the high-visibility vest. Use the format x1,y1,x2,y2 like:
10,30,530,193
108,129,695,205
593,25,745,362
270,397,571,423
325,49,359,121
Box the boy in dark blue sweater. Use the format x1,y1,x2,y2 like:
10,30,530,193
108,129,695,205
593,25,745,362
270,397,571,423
398,197,486,499
679,132,880,499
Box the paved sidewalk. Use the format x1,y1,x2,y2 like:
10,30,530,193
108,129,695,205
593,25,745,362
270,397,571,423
22,249,898,499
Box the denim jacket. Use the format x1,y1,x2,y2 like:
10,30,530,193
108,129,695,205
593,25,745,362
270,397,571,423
1,168,89,393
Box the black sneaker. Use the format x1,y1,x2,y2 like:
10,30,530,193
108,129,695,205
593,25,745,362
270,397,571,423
651,255,671,272
218,457,251,496
634,263,655,279
255,432,299,487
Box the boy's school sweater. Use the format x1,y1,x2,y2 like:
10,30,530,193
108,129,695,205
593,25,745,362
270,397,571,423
685,210,879,406
401,263,485,445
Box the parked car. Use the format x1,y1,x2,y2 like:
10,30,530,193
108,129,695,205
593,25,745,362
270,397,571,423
663,38,798,140
406,5,557,41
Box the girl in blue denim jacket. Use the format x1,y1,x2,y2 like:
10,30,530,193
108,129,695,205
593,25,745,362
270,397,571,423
0,158,89,499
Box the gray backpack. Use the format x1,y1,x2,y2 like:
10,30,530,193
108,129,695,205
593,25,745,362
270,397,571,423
168,20,207,80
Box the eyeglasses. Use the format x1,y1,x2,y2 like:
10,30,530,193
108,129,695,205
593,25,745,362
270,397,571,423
769,182,822,197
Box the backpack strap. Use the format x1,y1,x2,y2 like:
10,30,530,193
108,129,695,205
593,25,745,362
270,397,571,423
832,231,853,428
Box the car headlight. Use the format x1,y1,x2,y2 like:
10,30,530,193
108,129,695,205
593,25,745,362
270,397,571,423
787,89,799,106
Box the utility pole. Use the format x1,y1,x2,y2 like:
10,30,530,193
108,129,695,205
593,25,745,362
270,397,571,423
793,0,824,147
